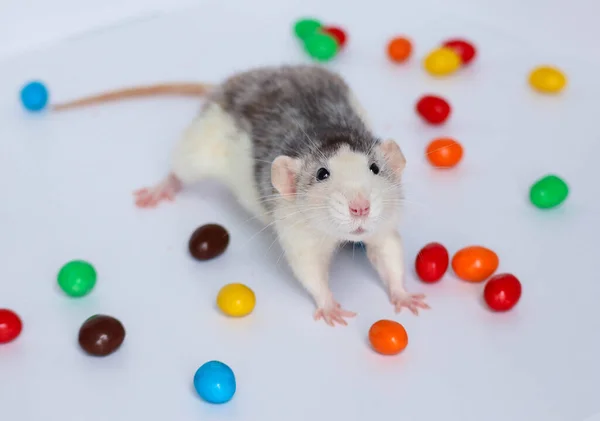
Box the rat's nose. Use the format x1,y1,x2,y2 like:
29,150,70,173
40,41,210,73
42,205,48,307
349,197,370,217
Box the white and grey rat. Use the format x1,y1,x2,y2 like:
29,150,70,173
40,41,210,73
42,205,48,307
51,64,430,326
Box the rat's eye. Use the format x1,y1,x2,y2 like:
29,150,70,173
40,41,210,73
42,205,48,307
316,168,330,181
370,163,380,175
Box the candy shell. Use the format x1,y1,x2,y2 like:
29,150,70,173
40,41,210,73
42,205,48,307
442,39,476,64
426,137,463,168
57,260,97,297
322,26,347,48
451,246,499,282
387,37,412,62
368,320,408,355
529,174,569,209
304,32,338,61
415,242,449,283
194,361,236,404
0,309,23,344
423,47,461,76
20,81,49,112
217,283,256,317
529,66,567,93
293,18,322,40
484,273,522,311
415,95,451,124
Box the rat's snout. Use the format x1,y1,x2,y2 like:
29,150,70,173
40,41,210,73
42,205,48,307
349,196,370,217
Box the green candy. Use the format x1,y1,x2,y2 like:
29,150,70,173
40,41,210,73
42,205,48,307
303,32,338,61
57,260,97,297
529,174,569,209
293,18,322,40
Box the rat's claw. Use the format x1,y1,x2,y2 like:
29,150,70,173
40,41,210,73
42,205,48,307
133,174,182,208
390,291,430,315
314,301,356,326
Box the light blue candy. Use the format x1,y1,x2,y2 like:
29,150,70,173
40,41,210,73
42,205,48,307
20,81,49,111
193,360,236,404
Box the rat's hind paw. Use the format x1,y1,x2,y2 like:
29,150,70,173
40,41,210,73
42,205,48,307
313,301,356,327
390,291,430,315
133,174,181,208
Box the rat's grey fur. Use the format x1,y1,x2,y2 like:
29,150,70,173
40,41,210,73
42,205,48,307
206,65,391,212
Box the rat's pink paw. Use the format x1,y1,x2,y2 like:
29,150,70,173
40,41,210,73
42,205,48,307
134,174,181,208
390,291,430,315
313,301,356,326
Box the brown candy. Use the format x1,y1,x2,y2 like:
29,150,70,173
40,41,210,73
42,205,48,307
78,315,125,357
188,223,230,261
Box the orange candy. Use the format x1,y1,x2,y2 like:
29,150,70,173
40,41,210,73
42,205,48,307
368,319,408,355
426,137,463,168
451,246,499,282
387,37,412,62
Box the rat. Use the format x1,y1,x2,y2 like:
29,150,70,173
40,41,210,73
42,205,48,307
51,64,430,326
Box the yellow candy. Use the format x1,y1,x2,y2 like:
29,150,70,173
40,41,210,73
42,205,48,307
423,47,461,76
529,66,567,93
216,283,256,317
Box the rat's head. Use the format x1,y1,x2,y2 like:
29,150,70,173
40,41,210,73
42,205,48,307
271,137,406,241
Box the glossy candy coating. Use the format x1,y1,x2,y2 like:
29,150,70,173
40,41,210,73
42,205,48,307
57,260,97,297
529,66,567,93
415,95,451,124
387,37,412,62
529,174,569,209
78,315,125,356
217,283,256,317
423,47,461,76
452,246,499,282
426,137,463,168
415,242,449,283
293,18,322,40
368,320,408,355
194,361,236,404
0,309,23,344
20,81,49,111
188,224,230,260
442,39,476,64
322,26,347,48
484,273,522,311
304,32,338,61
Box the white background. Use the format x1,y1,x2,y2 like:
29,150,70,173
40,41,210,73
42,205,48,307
1,1,600,421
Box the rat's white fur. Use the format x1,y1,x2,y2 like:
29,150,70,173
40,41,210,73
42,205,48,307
139,94,428,327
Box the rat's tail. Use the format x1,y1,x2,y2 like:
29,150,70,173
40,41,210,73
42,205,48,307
51,82,213,111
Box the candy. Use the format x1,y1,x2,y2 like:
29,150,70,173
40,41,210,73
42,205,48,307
304,32,339,61
415,95,451,125
0,309,23,344
322,26,347,48
78,315,125,356
293,18,322,40
484,273,522,311
217,283,256,317
529,66,567,93
426,137,463,168
194,360,236,404
442,39,476,65
20,80,49,112
188,224,230,261
423,47,461,76
451,246,499,282
415,242,449,283
387,36,412,62
57,260,97,297
368,320,408,355
529,174,569,209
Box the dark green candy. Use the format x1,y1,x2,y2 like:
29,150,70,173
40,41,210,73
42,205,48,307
529,174,569,209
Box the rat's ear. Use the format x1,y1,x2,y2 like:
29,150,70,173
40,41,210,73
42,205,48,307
271,156,301,200
379,139,406,176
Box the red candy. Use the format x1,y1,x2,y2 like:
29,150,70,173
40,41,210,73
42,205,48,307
415,242,449,283
322,26,347,48
0,309,23,344
416,95,451,125
442,39,476,65
484,273,522,311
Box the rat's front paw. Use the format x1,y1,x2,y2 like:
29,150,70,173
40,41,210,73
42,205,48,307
313,300,356,327
390,290,430,315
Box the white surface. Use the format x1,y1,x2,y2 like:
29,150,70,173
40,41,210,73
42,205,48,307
1,2,600,421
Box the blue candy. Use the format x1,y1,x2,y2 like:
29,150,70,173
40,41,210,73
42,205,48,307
193,360,236,404
20,81,49,112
